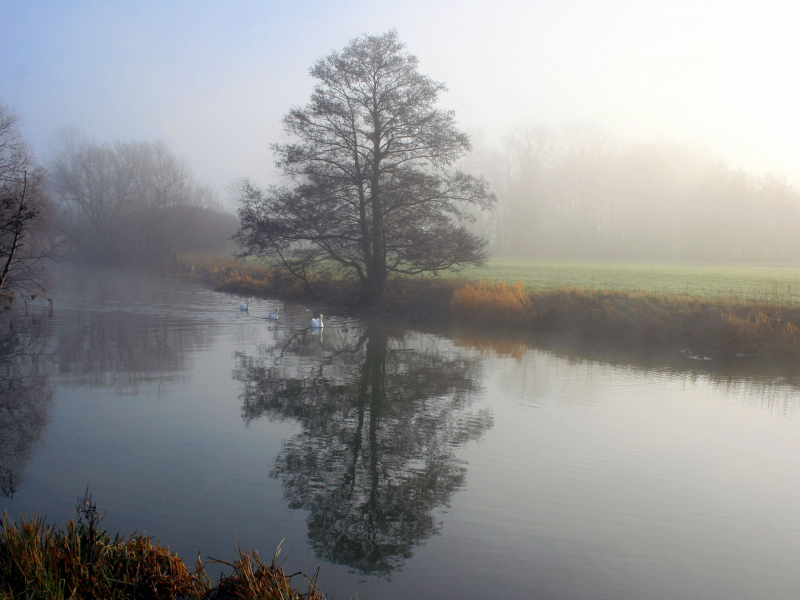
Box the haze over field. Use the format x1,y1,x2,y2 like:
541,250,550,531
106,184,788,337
2,0,798,194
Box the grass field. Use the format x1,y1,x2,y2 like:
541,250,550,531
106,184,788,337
444,259,800,303
184,253,800,303
181,252,800,302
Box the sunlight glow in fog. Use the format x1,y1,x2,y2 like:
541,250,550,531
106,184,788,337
1,0,798,192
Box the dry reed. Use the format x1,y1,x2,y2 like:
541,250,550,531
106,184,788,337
210,542,324,600
1,491,327,600
451,280,532,322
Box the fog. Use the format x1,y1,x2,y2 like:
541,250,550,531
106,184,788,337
463,123,800,260
2,0,799,261
49,129,239,264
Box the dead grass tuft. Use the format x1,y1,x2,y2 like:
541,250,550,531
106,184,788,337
210,542,324,600
0,490,326,600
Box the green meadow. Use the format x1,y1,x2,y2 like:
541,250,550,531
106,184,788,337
444,259,800,303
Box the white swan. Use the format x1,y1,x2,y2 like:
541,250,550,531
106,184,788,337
240,299,250,311
268,312,278,320
310,314,323,328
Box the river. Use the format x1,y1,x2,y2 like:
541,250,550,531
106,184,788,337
1,266,799,600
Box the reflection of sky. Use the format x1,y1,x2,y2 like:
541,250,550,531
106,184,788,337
445,348,800,600
481,347,800,415
2,0,799,196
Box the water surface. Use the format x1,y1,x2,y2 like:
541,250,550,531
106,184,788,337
2,267,799,599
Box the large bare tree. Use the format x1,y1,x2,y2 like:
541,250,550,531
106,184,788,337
234,30,495,302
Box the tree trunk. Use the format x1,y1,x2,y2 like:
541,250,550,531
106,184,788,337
368,117,387,303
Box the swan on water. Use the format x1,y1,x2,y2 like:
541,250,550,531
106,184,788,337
311,314,323,328
268,312,278,320
240,299,250,311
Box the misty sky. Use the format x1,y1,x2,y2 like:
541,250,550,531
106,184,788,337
2,0,798,201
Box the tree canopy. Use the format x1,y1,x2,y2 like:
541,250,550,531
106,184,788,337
235,30,495,301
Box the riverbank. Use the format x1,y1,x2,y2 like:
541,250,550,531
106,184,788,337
1,499,325,600
172,254,800,358
171,253,463,322
452,280,800,358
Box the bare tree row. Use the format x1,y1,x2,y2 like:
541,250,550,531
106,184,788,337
466,123,800,261
49,129,237,266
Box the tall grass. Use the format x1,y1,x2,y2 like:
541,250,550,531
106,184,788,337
0,490,326,600
0,514,198,600
211,544,323,600
173,253,295,297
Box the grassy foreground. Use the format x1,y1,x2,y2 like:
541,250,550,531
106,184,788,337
1,493,325,600
173,254,800,358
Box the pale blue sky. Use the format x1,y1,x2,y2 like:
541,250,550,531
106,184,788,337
2,0,799,198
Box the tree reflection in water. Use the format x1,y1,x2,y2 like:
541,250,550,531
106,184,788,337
1,298,218,497
0,314,54,498
54,311,213,394
234,323,492,576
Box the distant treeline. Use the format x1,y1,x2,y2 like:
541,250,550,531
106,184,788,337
465,123,800,261
49,129,238,266
45,123,800,267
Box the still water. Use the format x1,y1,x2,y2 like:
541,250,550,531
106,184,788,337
2,267,800,599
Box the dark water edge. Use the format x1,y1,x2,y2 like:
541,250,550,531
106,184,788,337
2,264,800,599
